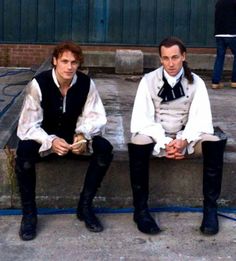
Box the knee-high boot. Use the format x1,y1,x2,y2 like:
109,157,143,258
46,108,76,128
77,153,113,232
15,158,38,241
128,143,160,235
200,138,227,235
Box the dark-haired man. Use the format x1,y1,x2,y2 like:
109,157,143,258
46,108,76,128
15,42,113,240
128,37,227,235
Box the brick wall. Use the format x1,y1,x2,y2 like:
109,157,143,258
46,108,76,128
0,44,159,68
0,44,54,67
0,43,216,68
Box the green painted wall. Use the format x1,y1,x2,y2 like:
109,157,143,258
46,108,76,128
0,0,217,47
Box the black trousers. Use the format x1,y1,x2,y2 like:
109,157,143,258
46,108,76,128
16,135,113,163
15,136,113,214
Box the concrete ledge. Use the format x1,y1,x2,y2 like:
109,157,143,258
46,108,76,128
0,94,25,149
115,50,143,74
32,51,233,73
188,53,234,71
83,51,115,68
20,50,234,73
80,51,234,72
0,150,16,208
1,150,235,209
30,152,236,209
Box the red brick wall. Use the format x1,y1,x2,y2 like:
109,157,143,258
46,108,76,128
0,43,216,68
0,44,159,67
0,44,54,67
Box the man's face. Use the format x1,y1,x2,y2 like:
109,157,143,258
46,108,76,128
53,50,79,82
160,45,185,77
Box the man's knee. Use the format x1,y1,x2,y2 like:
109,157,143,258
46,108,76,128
131,134,154,145
92,136,113,154
16,140,41,161
193,134,222,157
91,136,113,167
200,134,220,143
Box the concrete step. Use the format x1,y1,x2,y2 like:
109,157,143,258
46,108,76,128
1,149,235,209
27,152,236,209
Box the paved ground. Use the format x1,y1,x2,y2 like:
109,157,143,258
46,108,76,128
1,211,236,261
0,68,34,118
0,68,35,148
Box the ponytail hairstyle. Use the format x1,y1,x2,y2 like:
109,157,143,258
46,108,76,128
158,37,194,84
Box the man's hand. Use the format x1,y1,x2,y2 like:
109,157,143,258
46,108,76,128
165,139,188,160
70,133,87,155
52,138,70,156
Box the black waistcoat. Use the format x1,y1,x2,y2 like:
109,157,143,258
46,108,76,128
35,70,90,143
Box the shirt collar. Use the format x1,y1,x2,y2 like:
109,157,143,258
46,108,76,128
163,67,183,87
52,68,78,88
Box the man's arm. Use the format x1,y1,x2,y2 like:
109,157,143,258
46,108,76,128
75,79,107,140
131,76,172,155
17,79,63,156
181,75,214,144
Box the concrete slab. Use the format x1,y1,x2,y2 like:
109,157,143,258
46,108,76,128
80,51,234,72
0,68,34,148
115,50,143,74
0,211,236,260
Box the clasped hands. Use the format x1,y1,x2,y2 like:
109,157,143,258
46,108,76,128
165,139,188,160
52,134,87,156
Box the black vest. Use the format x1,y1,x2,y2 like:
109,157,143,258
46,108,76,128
35,70,90,143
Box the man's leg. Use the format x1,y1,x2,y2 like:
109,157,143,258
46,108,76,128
212,37,227,88
128,134,160,235
228,37,236,87
15,140,40,241
195,131,227,235
77,136,113,232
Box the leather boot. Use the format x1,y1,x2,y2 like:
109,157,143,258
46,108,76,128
15,158,38,241
200,135,227,235
77,153,113,232
77,190,103,232
128,143,160,235
19,211,38,241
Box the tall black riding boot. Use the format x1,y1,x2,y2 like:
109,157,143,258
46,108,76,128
200,137,227,235
15,158,38,241
128,143,160,235
77,153,113,232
